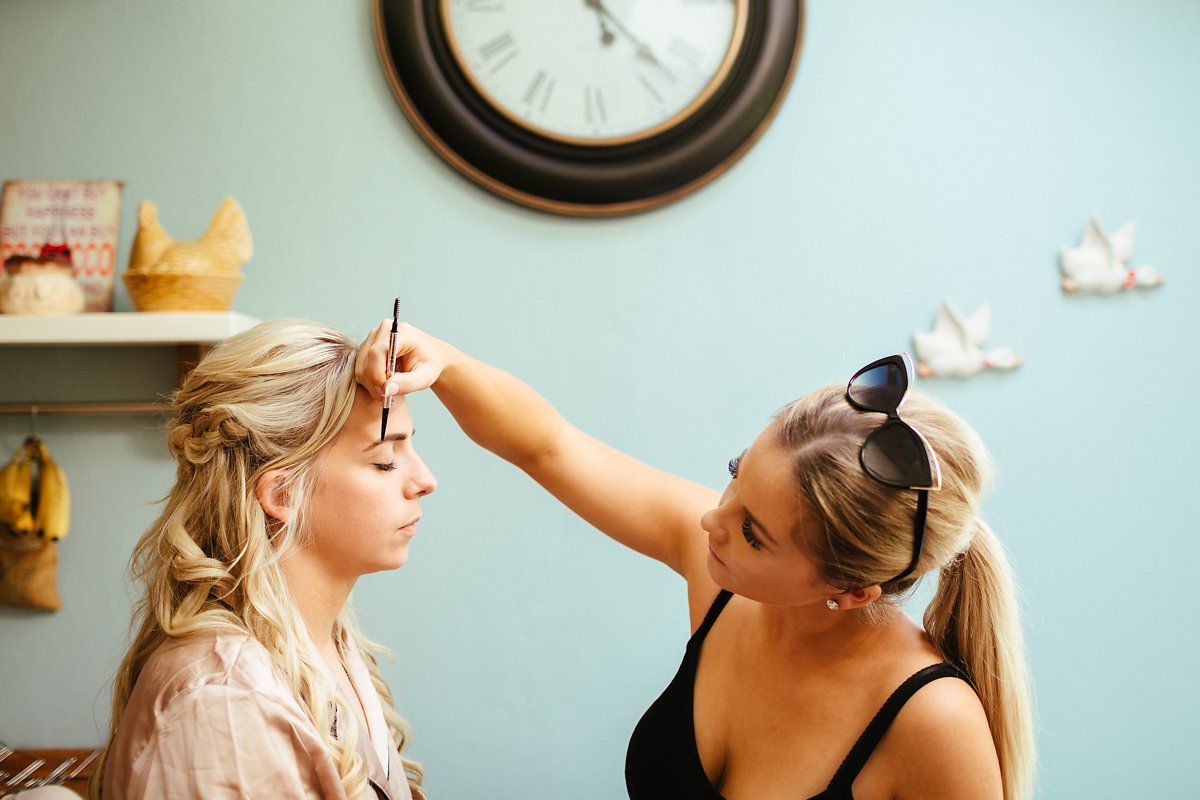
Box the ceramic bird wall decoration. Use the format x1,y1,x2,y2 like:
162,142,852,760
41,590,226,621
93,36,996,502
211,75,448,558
1060,218,1164,294
912,301,1021,379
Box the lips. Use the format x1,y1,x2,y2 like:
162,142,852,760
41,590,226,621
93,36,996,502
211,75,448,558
708,545,725,566
398,516,420,535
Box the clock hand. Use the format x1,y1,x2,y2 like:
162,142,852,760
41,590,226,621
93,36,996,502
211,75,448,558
583,0,674,80
634,43,676,82
583,0,642,48
596,13,615,45
584,0,638,45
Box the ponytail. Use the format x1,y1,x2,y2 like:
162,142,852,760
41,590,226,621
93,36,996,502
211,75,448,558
775,386,1034,796
924,521,1034,800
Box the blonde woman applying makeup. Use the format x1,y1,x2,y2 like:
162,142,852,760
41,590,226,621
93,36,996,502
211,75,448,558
96,320,435,799
358,322,1034,800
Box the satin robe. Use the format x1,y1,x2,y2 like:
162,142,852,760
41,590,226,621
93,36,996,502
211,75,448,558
103,631,419,799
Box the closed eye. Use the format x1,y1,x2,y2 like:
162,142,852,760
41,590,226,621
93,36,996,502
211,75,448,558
742,517,763,550
728,455,742,478
373,462,397,472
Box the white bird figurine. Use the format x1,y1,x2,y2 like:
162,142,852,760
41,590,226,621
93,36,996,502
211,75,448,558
1060,218,1164,294
913,301,1021,378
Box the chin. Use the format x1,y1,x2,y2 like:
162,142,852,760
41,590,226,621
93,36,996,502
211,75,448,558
705,558,735,594
370,545,410,573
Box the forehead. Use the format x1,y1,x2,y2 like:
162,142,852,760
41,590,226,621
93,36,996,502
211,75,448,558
336,388,414,446
741,424,805,534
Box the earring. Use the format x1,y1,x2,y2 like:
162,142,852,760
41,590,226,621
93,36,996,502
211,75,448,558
826,599,839,611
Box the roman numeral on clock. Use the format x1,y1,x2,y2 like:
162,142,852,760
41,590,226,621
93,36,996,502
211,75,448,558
668,37,705,71
524,69,556,111
584,85,607,124
479,31,517,73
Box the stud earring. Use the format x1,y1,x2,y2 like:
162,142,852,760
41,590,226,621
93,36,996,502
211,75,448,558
826,599,839,611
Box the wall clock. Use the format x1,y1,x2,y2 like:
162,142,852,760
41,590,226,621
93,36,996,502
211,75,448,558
373,0,804,216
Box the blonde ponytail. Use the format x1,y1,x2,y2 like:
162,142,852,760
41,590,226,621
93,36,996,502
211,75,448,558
924,520,1034,800
777,385,1035,799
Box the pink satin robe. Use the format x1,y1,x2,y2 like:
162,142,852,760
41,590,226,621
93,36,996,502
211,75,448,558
102,631,419,799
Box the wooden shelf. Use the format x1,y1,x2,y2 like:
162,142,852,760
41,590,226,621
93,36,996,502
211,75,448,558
0,311,262,414
0,311,260,346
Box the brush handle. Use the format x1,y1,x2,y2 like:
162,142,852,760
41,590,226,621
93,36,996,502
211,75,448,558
383,328,398,410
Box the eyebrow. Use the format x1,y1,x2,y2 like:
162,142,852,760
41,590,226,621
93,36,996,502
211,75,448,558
362,430,413,453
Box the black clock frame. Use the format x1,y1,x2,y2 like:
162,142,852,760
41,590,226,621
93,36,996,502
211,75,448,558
373,0,805,216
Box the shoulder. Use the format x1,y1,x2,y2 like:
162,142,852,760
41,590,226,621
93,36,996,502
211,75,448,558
878,670,1002,798
138,629,292,702
151,680,320,758
893,670,990,738
111,631,311,759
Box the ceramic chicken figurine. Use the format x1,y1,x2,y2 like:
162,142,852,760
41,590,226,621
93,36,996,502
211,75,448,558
127,197,252,277
1060,218,1164,294
913,301,1021,378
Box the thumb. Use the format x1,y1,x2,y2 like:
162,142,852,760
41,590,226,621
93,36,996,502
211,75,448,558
386,359,439,397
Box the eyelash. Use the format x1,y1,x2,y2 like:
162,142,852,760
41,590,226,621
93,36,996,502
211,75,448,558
742,518,763,550
727,456,762,550
373,462,397,472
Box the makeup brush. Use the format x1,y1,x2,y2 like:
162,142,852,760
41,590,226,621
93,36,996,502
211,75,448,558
381,297,399,441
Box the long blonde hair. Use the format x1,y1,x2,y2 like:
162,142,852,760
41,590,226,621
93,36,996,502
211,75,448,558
776,384,1034,800
94,319,421,799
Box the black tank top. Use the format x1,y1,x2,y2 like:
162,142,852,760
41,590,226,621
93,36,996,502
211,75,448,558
625,590,969,799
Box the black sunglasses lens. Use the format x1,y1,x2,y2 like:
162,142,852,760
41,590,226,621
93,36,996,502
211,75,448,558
848,361,908,413
860,421,933,488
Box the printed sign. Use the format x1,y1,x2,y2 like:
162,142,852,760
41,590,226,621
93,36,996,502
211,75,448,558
0,179,124,311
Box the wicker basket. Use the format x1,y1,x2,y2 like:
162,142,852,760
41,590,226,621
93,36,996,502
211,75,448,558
124,271,243,312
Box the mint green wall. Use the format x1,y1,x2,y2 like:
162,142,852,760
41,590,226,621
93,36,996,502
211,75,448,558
1,2,1197,797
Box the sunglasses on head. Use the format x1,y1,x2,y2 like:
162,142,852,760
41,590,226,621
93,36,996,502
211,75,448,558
846,353,942,584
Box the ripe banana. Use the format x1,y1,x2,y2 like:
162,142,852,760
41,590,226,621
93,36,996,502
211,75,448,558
0,438,70,540
32,440,70,541
0,442,35,535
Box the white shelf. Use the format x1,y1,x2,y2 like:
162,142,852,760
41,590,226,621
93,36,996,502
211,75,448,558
0,311,261,346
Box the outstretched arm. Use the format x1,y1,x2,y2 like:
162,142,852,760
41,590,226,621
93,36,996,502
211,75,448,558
356,321,719,581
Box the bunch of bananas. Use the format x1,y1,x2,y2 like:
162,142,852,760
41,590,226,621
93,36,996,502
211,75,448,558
0,437,70,541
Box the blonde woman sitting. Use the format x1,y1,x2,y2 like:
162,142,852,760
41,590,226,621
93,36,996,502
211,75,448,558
96,320,435,799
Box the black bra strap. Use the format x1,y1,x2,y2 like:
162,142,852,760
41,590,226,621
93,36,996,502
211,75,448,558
825,663,970,790
691,590,734,645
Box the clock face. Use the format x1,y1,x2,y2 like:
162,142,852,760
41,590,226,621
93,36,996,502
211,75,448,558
374,0,803,214
441,0,747,145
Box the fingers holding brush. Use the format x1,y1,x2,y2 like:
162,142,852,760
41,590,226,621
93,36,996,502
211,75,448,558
356,319,398,400
356,321,447,399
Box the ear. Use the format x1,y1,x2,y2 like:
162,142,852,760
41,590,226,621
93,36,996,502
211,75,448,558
255,468,292,523
831,584,883,611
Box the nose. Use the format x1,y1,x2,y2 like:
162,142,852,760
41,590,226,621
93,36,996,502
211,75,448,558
702,482,736,540
405,454,437,498
700,506,724,541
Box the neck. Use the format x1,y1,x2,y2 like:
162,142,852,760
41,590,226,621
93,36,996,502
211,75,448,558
755,600,909,667
281,550,355,656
